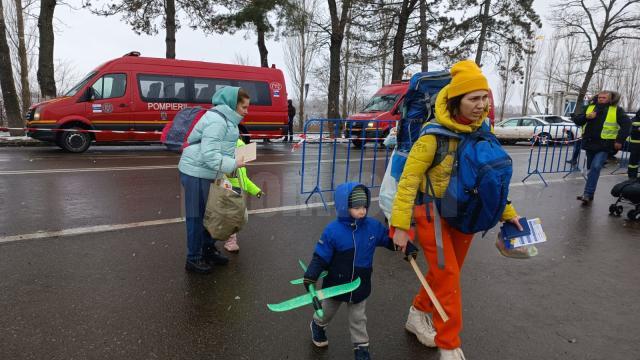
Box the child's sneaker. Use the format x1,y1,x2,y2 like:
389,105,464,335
310,319,328,347
353,344,371,360
405,306,436,347
440,347,466,360
224,233,240,252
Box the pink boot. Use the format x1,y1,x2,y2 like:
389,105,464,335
224,233,240,252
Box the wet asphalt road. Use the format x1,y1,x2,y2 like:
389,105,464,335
0,142,639,360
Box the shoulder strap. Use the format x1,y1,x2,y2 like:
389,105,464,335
420,123,460,168
188,108,232,147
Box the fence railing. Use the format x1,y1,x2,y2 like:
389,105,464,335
300,119,398,210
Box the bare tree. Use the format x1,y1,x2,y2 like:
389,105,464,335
538,34,560,114
620,40,640,111
418,0,427,71
233,52,253,66
496,44,520,122
37,0,57,98
283,0,322,129
0,0,23,134
54,59,81,96
551,0,640,113
326,0,352,119
520,36,543,115
390,0,418,81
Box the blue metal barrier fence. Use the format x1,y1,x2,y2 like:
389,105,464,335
300,119,398,210
523,124,631,185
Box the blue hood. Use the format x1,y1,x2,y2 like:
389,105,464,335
334,182,370,222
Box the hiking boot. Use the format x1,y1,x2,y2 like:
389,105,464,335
440,348,466,360
405,306,436,347
203,246,229,266
310,319,328,347
353,344,371,360
577,194,593,205
185,259,212,274
224,234,240,253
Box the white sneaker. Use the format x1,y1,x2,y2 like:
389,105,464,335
405,306,436,347
440,348,466,360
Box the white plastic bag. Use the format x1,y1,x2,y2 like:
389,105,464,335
379,149,399,221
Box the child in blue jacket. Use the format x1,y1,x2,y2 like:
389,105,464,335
303,182,417,360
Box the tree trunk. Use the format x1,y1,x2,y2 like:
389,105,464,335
498,48,512,122
257,22,269,67
419,0,428,72
474,0,491,66
37,0,56,98
341,17,351,119
297,28,306,131
15,0,30,113
576,45,603,114
391,0,417,81
0,0,23,134
327,0,351,120
165,0,176,59
521,45,533,115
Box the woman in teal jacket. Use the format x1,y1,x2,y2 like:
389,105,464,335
178,86,250,274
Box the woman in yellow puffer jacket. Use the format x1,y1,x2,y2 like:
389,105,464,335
390,60,521,360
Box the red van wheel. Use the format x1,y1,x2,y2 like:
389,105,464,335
59,127,92,153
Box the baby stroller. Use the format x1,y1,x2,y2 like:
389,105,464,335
609,178,640,221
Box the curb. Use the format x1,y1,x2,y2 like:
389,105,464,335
0,139,50,147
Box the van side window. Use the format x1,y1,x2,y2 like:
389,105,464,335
91,73,127,100
191,78,271,106
138,74,188,102
193,78,233,103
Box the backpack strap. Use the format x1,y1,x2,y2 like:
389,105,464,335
188,108,230,147
418,123,461,270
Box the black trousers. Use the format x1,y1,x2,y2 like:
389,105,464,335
287,119,294,142
629,142,639,178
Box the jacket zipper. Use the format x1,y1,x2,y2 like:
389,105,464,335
349,223,357,303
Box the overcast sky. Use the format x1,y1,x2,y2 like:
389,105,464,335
53,0,555,102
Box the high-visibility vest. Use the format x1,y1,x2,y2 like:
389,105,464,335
585,104,619,140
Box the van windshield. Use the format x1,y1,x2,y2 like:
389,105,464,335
361,94,399,112
64,70,98,96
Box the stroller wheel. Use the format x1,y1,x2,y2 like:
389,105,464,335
609,204,617,215
616,205,624,216
628,210,640,221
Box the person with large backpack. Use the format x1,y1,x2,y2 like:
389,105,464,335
390,60,522,360
178,86,250,274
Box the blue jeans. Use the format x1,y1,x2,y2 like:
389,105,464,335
180,172,216,262
583,150,608,197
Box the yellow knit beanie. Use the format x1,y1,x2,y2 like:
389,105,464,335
448,60,489,98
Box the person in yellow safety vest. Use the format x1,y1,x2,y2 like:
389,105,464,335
224,138,264,252
629,108,640,179
572,91,631,204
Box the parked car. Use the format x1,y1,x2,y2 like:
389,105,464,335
494,116,575,145
531,114,574,124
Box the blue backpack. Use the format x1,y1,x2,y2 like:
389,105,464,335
421,122,513,235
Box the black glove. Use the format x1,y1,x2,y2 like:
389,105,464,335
404,241,419,262
303,277,317,292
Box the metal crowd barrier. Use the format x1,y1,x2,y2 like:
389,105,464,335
522,124,585,186
300,119,398,210
522,124,632,185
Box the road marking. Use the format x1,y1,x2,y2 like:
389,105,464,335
0,157,388,175
0,218,184,244
0,197,380,243
0,170,626,244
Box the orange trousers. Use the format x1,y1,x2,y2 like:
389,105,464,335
412,204,474,350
